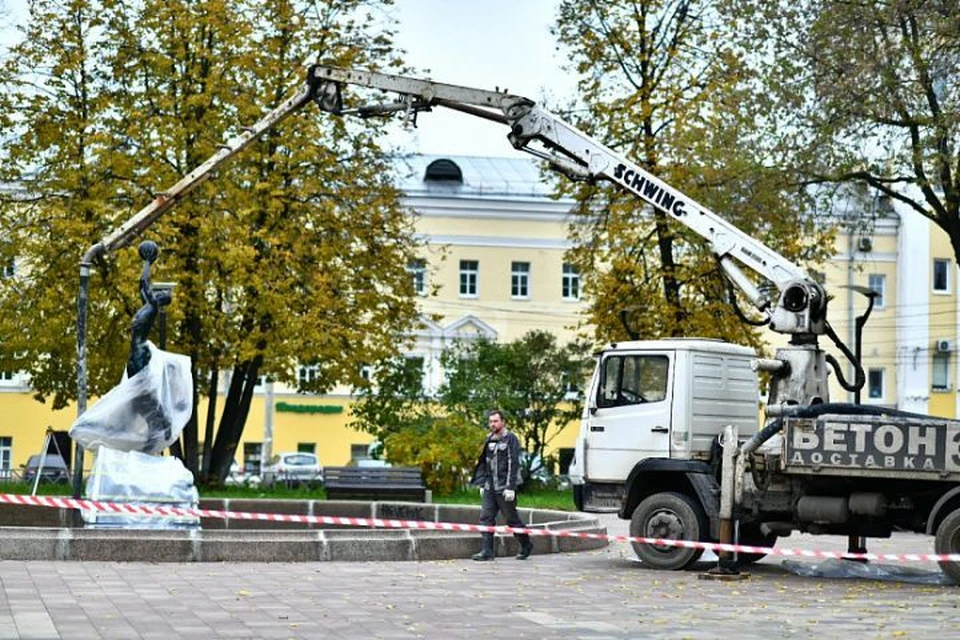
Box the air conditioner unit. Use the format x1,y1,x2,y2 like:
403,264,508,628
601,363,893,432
937,339,954,353
857,236,873,252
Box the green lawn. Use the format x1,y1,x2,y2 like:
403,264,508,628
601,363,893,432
2,480,577,511
431,487,576,511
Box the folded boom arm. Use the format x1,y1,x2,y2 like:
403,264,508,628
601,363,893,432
308,65,827,338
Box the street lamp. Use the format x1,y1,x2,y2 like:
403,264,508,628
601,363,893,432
844,285,880,405
151,282,176,350
151,281,181,461
842,284,879,559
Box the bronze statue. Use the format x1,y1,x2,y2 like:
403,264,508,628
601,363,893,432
70,239,192,457
127,240,171,377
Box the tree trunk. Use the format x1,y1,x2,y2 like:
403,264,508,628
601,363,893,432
653,209,686,335
201,366,219,478
207,356,262,485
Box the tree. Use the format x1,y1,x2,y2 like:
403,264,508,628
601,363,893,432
0,0,421,484
439,331,592,483
0,0,130,402
351,355,437,440
552,1,834,347
725,0,960,263
376,415,480,495
351,355,478,493
352,331,591,489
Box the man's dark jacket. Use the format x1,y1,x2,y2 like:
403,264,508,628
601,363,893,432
470,430,522,492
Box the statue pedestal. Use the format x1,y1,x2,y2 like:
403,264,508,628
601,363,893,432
83,447,200,530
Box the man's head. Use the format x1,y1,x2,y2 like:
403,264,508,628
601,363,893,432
487,409,505,435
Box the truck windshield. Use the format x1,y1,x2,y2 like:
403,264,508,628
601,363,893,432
598,355,669,408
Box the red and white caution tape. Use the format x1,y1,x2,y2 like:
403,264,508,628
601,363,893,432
2,492,959,564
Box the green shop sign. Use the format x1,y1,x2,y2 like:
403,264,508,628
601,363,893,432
275,402,344,415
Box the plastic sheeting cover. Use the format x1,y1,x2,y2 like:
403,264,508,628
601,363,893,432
70,342,192,455
83,447,199,529
782,558,953,585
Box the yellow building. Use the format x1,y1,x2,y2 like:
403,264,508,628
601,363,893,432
2,156,958,479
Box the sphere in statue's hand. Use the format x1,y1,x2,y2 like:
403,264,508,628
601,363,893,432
138,240,159,263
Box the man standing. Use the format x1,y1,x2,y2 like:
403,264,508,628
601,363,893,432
469,409,533,561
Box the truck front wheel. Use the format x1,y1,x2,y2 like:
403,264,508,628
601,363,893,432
630,492,706,570
935,508,960,584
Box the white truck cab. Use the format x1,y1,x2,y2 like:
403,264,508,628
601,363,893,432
570,338,759,511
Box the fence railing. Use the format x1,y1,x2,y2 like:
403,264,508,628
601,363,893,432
0,468,23,482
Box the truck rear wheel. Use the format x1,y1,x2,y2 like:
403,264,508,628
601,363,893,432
935,508,960,584
630,492,706,570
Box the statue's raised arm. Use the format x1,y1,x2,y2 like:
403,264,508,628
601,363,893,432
127,240,171,377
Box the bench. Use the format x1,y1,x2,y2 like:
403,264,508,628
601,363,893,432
324,466,428,502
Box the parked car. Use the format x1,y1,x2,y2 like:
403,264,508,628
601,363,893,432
23,454,70,484
519,452,552,486
225,461,261,487
264,452,323,487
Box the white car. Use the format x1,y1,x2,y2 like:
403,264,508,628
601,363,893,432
264,452,323,486
225,461,261,487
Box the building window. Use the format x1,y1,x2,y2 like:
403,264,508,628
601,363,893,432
867,368,884,399
298,365,318,388
297,443,316,454
562,375,580,401
0,437,10,471
562,263,580,301
459,260,478,297
933,259,951,293
867,274,885,309
350,443,369,462
933,353,950,390
405,356,425,391
0,371,18,388
243,442,263,474
511,261,530,298
407,258,426,296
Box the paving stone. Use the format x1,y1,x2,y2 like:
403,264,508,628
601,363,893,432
0,516,959,638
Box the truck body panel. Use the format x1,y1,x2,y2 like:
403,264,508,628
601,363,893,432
684,348,759,456
781,414,960,480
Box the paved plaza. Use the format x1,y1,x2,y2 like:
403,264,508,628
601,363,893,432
1,513,959,639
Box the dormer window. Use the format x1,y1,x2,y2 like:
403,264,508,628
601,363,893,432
424,159,463,183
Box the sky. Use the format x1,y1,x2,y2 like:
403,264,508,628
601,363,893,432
385,0,575,158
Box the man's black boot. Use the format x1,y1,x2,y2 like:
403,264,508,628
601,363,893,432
472,533,495,561
515,534,532,560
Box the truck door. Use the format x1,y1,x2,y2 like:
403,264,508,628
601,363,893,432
584,352,674,482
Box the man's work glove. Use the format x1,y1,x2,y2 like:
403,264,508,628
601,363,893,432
503,489,516,502
479,487,484,497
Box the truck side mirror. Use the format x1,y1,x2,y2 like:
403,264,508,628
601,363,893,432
589,405,598,416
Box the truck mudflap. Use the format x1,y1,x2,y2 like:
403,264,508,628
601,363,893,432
782,413,960,480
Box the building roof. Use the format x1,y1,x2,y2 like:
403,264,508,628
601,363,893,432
394,154,564,199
